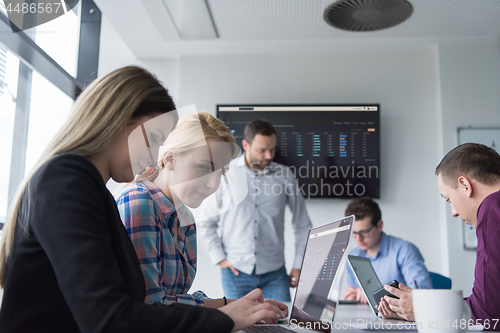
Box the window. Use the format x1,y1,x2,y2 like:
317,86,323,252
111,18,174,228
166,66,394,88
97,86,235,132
0,0,101,226
0,47,19,222
25,3,81,76
25,71,73,174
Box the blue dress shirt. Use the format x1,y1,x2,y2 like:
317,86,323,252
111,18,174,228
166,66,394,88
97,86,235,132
347,232,432,289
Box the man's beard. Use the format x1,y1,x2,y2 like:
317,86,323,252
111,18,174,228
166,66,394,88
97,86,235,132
249,157,271,171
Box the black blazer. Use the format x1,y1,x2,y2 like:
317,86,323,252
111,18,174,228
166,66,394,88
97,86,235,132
0,153,233,333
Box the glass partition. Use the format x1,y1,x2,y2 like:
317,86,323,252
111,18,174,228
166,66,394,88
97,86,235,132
0,46,20,222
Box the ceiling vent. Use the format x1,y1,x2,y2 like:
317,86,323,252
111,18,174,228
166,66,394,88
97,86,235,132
324,0,413,32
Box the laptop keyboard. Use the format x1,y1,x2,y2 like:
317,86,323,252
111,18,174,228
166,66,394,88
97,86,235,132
242,325,295,333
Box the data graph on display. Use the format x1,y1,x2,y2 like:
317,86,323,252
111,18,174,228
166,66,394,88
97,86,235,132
217,105,380,198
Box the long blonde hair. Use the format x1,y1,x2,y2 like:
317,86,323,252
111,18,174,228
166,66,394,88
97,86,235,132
0,66,176,286
134,111,238,183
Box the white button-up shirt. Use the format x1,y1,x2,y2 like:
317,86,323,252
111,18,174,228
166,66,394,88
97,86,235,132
197,154,312,275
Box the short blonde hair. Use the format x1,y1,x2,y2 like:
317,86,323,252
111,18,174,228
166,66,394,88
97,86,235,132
135,111,238,182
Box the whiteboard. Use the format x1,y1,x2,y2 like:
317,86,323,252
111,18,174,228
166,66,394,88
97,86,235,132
457,127,500,250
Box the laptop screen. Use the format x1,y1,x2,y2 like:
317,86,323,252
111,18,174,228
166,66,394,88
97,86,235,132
347,255,384,316
290,215,354,332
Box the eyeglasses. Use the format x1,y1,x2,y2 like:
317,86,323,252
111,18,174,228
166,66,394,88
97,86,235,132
352,225,375,237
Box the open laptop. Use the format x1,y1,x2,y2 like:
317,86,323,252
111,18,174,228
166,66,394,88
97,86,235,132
242,215,354,333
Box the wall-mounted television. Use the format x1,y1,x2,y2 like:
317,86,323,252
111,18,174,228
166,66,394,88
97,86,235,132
217,105,380,199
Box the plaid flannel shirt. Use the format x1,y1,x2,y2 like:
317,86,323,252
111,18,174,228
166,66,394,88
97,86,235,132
115,181,208,306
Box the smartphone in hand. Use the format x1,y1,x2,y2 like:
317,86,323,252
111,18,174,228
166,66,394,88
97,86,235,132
372,280,400,301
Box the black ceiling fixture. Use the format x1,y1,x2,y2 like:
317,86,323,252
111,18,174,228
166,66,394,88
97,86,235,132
324,0,413,32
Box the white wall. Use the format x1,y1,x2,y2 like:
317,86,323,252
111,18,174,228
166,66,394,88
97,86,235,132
153,47,444,298
100,12,500,299
98,15,181,194
98,15,180,99
437,37,500,295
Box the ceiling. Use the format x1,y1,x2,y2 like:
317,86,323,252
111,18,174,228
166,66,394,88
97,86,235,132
94,0,500,58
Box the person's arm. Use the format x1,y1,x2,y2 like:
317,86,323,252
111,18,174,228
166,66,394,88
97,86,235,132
31,155,233,333
204,298,230,308
116,189,204,306
204,296,289,320
289,268,300,288
218,258,240,275
286,175,313,273
343,286,357,300
196,193,227,266
220,289,287,330
398,242,433,290
376,242,431,319
465,199,500,330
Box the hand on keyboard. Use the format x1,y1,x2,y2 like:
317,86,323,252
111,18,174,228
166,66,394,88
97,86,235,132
219,289,286,332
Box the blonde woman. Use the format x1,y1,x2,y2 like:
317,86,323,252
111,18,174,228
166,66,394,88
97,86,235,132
0,66,283,333
116,112,289,315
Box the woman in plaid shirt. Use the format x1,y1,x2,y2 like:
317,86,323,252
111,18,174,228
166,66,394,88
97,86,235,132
116,112,288,317
0,67,285,333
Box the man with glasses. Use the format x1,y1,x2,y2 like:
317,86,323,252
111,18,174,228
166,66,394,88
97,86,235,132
343,197,432,303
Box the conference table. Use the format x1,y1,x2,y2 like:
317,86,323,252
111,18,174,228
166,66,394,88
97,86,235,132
237,303,399,333
298,302,383,332
290,302,398,333
238,302,491,333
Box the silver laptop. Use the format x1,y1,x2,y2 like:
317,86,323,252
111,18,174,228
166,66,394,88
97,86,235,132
242,215,354,333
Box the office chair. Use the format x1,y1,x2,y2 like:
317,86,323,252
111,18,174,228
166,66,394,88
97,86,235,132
429,272,452,289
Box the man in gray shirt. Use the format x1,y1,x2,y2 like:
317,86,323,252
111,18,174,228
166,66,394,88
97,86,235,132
198,119,312,302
